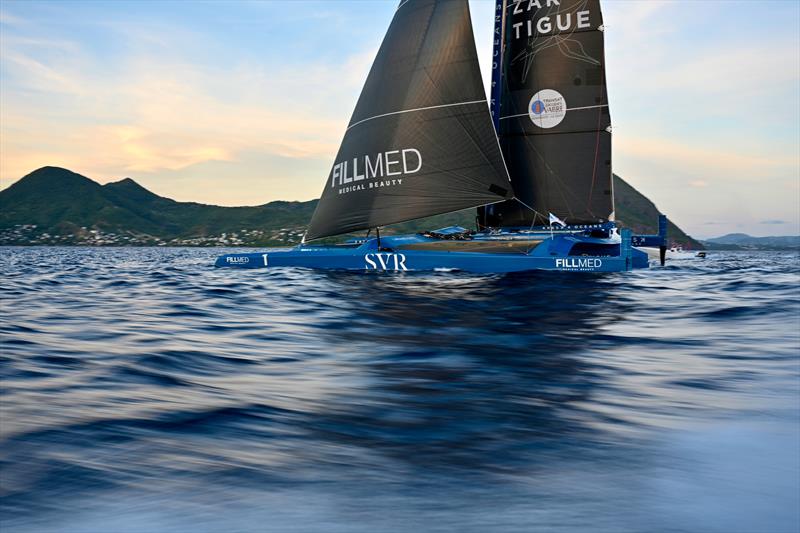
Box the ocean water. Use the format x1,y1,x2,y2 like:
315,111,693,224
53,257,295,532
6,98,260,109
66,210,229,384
1,247,798,533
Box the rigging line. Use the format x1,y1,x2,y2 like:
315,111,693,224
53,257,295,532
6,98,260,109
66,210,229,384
516,116,580,218
354,0,432,228
587,71,607,215
521,199,544,255
346,100,487,131
406,154,508,193
499,104,608,121
587,107,602,215
530,139,577,221
397,104,506,191
411,24,513,186
416,67,508,184
484,28,514,185
513,196,547,221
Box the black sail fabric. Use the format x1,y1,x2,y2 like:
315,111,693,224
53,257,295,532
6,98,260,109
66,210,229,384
480,0,613,228
306,0,512,241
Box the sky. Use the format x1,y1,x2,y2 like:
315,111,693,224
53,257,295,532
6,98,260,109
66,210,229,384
1,0,798,238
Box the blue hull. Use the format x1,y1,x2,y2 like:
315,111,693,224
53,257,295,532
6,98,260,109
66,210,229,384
215,228,652,273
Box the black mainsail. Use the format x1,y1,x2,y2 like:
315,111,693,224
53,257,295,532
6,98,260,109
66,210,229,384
481,0,613,228
306,0,512,241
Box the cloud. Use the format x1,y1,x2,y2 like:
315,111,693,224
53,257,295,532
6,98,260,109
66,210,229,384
0,21,373,193
616,135,796,179
606,2,799,156
1,50,86,95
0,10,25,26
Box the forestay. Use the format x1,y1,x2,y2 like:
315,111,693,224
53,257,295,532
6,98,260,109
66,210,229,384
306,0,512,241
481,0,614,228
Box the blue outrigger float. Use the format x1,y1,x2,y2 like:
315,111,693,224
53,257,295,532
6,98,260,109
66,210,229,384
217,0,666,273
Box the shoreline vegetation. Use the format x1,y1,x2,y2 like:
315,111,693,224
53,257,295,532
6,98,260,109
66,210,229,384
0,166,743,249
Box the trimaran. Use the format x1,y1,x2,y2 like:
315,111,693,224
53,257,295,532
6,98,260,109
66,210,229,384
217,0,667,273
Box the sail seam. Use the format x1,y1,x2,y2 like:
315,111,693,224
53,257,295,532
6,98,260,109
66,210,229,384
499,104,608,121
347,100,487,131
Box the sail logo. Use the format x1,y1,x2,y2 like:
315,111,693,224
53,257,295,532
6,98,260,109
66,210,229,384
529,89,566,128
510,0,592,40
554,258,602,270
364,253,408,271
331,149,421,195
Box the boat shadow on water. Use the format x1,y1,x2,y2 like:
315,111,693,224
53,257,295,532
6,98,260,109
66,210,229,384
289,269,639,477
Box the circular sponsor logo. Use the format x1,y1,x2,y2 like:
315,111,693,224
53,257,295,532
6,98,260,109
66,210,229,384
528,89,566,128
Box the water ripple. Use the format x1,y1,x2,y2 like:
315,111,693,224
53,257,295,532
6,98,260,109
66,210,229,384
1,247,798,533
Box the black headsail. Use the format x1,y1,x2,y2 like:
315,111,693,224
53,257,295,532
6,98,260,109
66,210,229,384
306,0,512,241
480,0,613,228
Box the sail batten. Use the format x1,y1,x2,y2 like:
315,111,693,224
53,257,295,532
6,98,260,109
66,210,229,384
306,0,512,241
346,99,488,132
500,103,607,120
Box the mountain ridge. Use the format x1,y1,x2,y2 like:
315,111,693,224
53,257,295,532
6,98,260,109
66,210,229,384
701,233,799,250
1,166,702,248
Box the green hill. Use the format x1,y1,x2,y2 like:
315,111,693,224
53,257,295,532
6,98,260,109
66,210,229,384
611,174,702,248
702,233,800,251
0,166,701,247
0,167,315,246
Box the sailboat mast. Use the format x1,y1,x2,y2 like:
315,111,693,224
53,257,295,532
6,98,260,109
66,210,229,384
489,0,506,132
483,0,509,230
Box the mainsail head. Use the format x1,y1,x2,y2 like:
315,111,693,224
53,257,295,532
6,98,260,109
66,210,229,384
481,0,614,228
306,0,513,241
